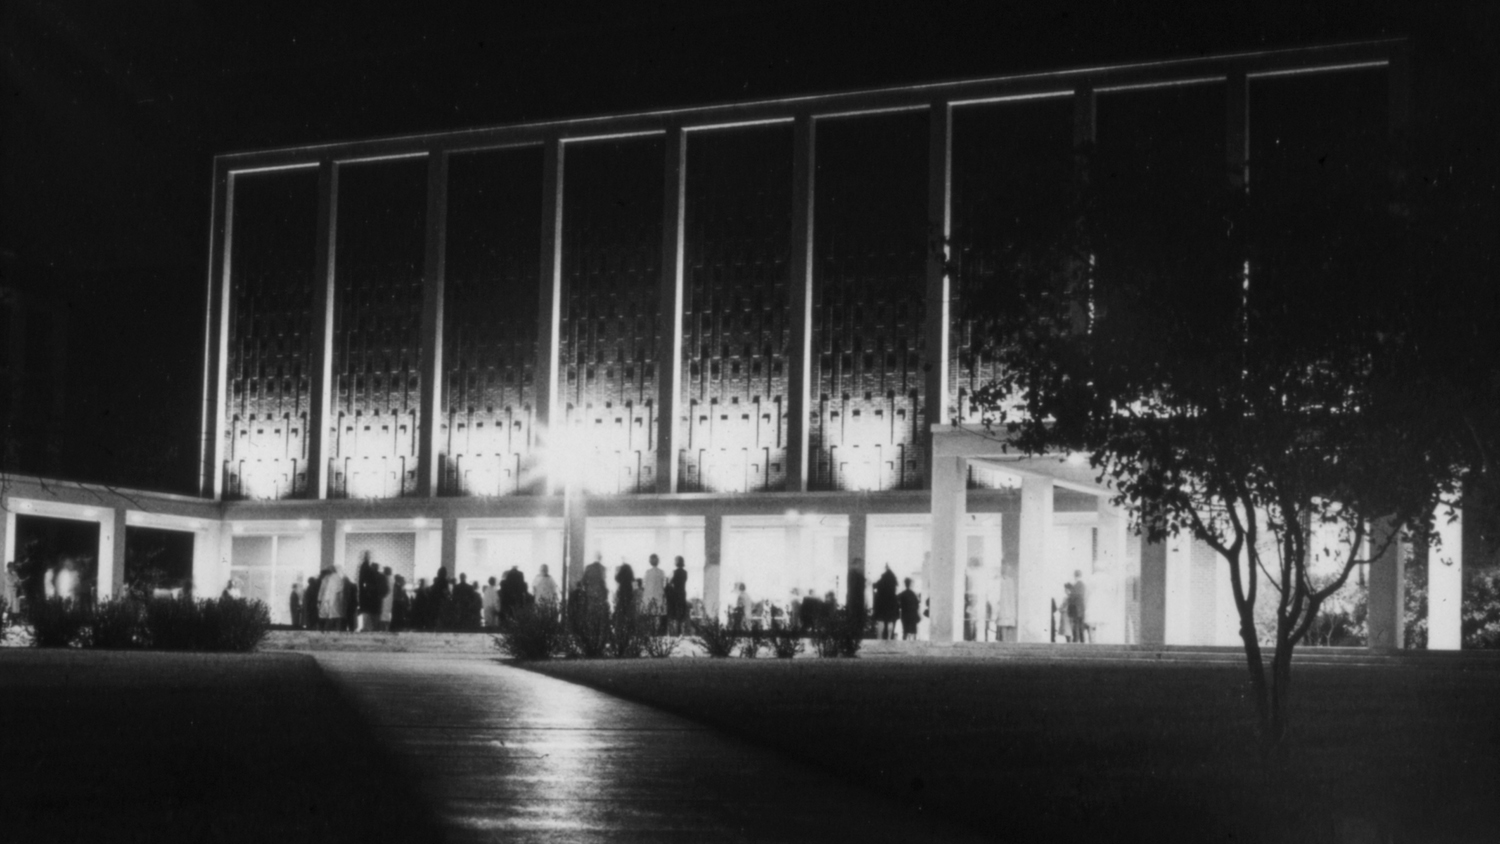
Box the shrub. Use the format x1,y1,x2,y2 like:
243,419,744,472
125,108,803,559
88,595,147,649
642,629,679,659
28,597,91,648
142,594,271,652
812,604,865,658
769,619,806,659
495,602,567,660
691,614,739,658
567,601,614,659
199,596,272,652
143,592,206,650
738,623,766,658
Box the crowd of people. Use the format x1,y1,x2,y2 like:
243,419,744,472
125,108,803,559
575,553,692,633
286,553,566,633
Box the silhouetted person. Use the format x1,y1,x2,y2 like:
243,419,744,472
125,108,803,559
379,566,394,631
1069,570,1088,643
392,574,410,631
873,566,899,640
303,577,320,631
898,578,921,640
289,583,303,628
500,567,527,621
614,561,636,616
667,557,688,634
582,555,608,614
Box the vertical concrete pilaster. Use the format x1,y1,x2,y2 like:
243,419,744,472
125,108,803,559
656,127,687,493
307,159,339,500
1016,475,1053,643
785,113,815,493
703,514,723,619
537,138,565,489
923,100,953,484
417,151,449,497
1367,518,1406,650
203,164,233,499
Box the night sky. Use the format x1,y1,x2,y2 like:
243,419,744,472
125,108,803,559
3,0,1494,494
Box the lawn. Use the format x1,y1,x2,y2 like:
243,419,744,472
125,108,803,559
528,655,1500,843
0,650,443,843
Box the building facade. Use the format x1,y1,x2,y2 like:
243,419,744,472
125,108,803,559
10,39,1473,648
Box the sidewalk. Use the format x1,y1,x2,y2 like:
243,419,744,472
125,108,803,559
313,653,987,844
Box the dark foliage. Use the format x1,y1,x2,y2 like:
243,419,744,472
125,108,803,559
27,597,90,647
494,602,568,660
690,614,739,658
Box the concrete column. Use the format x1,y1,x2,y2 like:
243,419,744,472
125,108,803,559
1367,518,1406,650
307,159,339,500
703,514,723,619
439,517,460,581
565,499,587,589
1139,536,1167,645
2,506,15,574
191,524,223,596
320,519,339,575
1016,474,1053,643
1000,506,1020,641
417,151,449,497
1429,499,1464,650
536,138,565,489
92,509,125,600
928,455,966,643
923,100,953,481
1163,538,1195,645
1096,499,1127,643
847,511,867,607
656,126,687,493
203,164,234,499
785,112,815,492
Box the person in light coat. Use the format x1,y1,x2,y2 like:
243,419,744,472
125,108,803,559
533,564,558,611
642,554,667,631
318,566,345,632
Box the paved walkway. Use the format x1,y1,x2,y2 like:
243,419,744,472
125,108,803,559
313,653,986,844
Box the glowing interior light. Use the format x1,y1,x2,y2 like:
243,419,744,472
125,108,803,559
533,515,550,527
413,517,429,528
784,509,800,522
664,514,680,525
1067,452,1088,466
233,523,245,533
297,518,311,529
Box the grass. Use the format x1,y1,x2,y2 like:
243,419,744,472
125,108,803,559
0,649,443,843
528,655,1500,843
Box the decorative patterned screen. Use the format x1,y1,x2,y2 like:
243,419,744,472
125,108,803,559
949,96,1075,428
329,157,428,499
440,146,544,496
223,167,320,500
559,137,665,494
811,112,929,491
679,125,793,492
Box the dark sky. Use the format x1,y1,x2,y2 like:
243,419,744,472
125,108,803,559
3,0,1494,493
